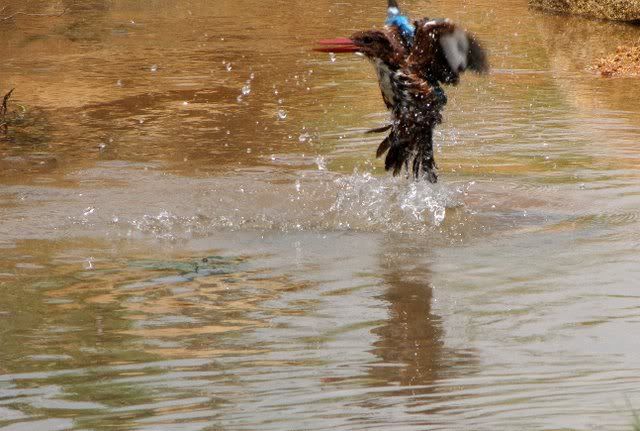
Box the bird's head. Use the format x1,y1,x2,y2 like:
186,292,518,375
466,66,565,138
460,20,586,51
314,30,404,67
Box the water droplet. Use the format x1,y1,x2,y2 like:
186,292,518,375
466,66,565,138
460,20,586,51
241,85,251,96
298,132,310,143
150,64,158,72
182,101,189,106
277,109,287,120
329,53,337,63
246,148,252,154
226,63,232,72
84,257,95,270
116,79,123,87
315,156,327,171
295,179,301,192
83,207,96,217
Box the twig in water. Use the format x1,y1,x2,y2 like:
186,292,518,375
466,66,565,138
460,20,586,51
1,88,13,116
1,88,14,132
1,88,10,117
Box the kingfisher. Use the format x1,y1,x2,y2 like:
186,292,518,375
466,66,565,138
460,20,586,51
315,0,488,183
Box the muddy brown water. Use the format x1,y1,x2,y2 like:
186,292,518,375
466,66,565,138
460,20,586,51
1,0,640,430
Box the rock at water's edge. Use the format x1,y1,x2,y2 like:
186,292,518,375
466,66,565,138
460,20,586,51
529,0,640,22
595,45,640,77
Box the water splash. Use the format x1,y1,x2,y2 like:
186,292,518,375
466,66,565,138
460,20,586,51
237,74,254,102
114,171,461,240
331,172,454,228
315,156,327,171
298,132,311,143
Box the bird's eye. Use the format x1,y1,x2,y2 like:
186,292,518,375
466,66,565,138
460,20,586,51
361,36,374,45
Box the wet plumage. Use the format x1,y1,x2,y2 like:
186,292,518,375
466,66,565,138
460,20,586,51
385,0,415,47
315,1,488,183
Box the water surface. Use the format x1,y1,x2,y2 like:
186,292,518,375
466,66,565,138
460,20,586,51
2,0,640,430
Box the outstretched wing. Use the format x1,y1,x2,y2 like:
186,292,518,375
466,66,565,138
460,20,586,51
407,18,488,85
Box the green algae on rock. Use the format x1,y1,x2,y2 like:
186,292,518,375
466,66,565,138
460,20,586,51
529,0,640,22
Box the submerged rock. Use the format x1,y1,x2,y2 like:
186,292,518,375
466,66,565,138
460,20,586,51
529,0,640,22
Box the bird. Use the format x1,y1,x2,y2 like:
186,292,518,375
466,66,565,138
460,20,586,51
314,0,488,183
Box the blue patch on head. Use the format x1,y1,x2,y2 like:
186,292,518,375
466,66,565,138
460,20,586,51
385,8,415,45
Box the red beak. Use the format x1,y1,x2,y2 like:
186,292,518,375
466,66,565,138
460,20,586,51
313,37,359,53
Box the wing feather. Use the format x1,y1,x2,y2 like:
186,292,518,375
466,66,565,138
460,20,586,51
408,18,488,85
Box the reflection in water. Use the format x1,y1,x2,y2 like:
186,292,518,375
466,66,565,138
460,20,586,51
367,240,477,423
372,245,445,389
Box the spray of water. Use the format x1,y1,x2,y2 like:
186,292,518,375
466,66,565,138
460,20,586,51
115,170,464,240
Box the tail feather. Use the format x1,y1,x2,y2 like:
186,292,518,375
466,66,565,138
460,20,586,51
384,143,409,176
411,141,438,183
379,124,438,182
376,135,391,158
